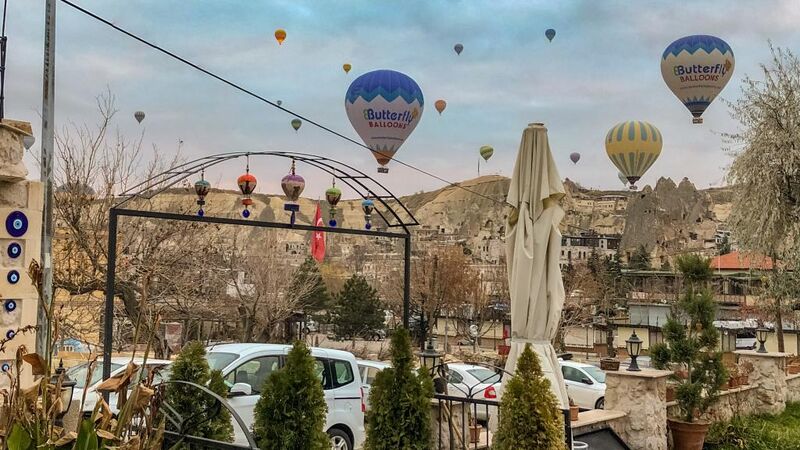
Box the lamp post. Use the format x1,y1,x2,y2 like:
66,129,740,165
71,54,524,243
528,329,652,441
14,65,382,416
626,331,642,372
50,359,76,428
417,337,444,373
756,327,768,353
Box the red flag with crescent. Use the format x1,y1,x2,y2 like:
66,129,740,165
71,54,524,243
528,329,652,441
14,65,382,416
311,202,326,262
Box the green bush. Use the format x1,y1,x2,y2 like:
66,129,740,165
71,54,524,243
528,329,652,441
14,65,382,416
651,254,726,422
252,340,329,450
365,328,433,450
166,341,233,442
493,344,565,450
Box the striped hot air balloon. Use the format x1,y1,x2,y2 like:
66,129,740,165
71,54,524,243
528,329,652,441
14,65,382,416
605,121,662,189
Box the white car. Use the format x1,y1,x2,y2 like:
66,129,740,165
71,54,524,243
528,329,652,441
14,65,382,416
67,357,172,416
560,360,607,410
357,359,391,412
446,363,502,422
206,343,365,450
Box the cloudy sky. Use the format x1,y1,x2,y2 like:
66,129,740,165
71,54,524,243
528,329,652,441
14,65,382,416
8,0,800,198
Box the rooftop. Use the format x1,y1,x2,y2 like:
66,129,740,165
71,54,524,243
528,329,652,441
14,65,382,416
711,251,774,271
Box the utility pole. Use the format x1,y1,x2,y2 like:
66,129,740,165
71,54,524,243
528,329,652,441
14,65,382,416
38,0,56,357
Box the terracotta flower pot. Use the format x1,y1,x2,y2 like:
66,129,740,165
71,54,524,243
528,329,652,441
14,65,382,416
668,419,710,450
570,405,580,422
728,376,739,389
739,374,749,386
789,365,800,375
666,385,676,402
468,425,481,443
600,358,620,371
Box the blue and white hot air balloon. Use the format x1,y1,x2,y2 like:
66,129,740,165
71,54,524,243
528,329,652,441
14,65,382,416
661,35,734,124
345,69,424,173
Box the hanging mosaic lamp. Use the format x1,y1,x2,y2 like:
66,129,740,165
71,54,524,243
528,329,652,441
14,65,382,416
362,198,375,230
281,159,305,225
237,157,257,218
194,170,211,217
325,180,342,227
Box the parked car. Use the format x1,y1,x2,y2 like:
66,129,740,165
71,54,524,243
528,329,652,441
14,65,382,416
445,363,502,422
356,360,391,412
67,357,172,417
560,360,606,410
206,343,365,450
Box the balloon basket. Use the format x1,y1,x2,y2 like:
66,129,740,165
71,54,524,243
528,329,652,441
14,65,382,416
629,185,638,191
377,167,388,174
692,117,703,124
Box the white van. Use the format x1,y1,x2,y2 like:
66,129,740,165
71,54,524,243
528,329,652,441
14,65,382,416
206,343,365,450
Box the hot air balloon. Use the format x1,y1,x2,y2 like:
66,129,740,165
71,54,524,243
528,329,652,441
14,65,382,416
237,169,257,218
454,43,463,55
605,121,662,189
325,180,342,227
343,63,352,74
23,135,35,150
479,145,494,161
291,119,302,132
345,69,424,173
661,35,734,124
194,172,211,217
276,100,283,106
362,199,374,230
569,152,580,164
281,160,305,225
435,99,447,115
545,29,556,42
617,171,628,187
274,29,286,45
134,111,145,123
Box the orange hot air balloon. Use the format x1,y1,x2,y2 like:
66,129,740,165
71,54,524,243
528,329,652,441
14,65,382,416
343,63,352,74
435,99,447,115
274,29,286,45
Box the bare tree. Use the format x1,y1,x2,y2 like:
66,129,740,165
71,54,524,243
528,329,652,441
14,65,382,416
725,44,800,351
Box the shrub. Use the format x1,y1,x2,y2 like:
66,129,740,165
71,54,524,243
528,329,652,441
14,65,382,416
365,328,433,450
252,341,329,450
332,274,385,339
493,344,565,450
166,341,234,442
650,254,727,422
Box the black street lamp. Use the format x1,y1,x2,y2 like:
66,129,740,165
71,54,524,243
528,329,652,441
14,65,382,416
417,338,444,372
50,359,76,428
626,331,643,372
756,328,769,353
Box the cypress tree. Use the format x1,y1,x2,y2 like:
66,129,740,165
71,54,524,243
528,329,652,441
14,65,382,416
332,275,384,339
252,341,329,450
365,328,433,450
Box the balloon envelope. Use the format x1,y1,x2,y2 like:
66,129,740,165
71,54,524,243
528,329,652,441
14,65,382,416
454,43,463,55
661,35,734,124
569,152,580,164
545,28,556,42
605,121,662,187
291,119,302,131
435,99,447,115
343,63,352,74
23,135,35,150
134,111,145,123
345,69,424,171
274,29,286,45
479,145,494,161
618,171,628,187
276,100,282,106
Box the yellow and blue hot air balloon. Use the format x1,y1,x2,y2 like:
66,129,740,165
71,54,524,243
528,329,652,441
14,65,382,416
605,121,662,189
661,35,734,124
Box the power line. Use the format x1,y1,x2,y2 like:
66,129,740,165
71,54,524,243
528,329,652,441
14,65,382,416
58,0,509,207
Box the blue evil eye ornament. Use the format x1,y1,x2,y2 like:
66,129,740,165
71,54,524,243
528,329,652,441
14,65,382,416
1,363,9,372
6,270,19,284
7,242,21,258
5,330,14,339
4,300,16,312
5,211,28,238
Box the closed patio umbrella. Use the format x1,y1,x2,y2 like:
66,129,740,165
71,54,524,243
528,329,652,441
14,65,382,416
503,122,569,408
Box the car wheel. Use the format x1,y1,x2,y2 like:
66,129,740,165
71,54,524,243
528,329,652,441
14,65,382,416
328,428,352,450
595,397,605,410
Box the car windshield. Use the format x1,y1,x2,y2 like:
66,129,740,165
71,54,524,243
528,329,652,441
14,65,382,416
466,368,501,384
583,366,606,383
207,352,239,371
67,362,123,389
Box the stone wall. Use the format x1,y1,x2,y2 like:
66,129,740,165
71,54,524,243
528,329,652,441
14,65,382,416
605,369,671,450
666,385,759,424
786,374,800,403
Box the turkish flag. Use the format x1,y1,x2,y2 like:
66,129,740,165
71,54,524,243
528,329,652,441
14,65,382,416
311,203,326,262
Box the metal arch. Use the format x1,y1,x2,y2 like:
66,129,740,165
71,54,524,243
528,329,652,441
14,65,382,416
113,150,418,232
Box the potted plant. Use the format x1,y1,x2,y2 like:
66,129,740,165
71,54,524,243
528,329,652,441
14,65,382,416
468,418,482,444
600,357,620,371
666,384,676,402
650,255,727,450
569,398,580,421
726,365,740,389
738,360,754,386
